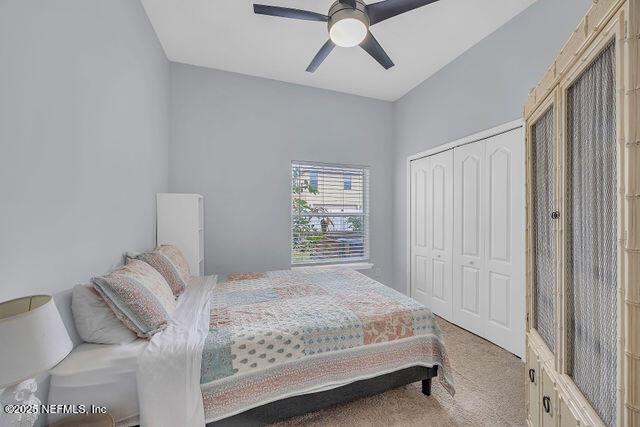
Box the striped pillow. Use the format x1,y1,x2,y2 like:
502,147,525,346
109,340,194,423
92,259,177,338
137,245,191,296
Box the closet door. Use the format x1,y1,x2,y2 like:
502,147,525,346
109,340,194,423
427,150,454,320
453,142,486,336
410,156,431,307
410,151,453,320
483,128,525,357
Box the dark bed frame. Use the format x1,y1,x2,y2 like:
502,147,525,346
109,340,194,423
208,365,438,426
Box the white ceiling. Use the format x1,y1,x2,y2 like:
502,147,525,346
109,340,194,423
141,0,536,101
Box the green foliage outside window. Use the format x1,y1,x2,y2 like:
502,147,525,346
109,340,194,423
292,167,330,261
347,216,362,232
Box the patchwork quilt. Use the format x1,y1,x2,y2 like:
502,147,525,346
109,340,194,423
199,267,454,422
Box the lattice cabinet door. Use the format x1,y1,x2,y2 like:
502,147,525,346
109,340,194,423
562,39,618,427
527,102,558,356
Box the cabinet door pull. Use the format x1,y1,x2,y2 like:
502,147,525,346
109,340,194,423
528,368,535,383
543,396,551,413
551,211,560,219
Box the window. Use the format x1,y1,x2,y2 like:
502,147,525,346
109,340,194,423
309,171,318,192
343,174,352,190
291,162,369,265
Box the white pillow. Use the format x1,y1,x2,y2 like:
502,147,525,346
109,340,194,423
71,284,137,345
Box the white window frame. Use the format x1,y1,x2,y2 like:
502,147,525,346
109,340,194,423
290,161,370,267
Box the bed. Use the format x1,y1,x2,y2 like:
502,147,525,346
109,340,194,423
50,266,454,426
47,340,147,425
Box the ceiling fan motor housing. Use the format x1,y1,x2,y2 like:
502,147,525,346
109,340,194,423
328,0,370,46
254,0,435,70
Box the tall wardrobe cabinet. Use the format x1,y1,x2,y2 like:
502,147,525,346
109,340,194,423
524,0,639,425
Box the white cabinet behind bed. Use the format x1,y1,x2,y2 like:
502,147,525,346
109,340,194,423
157,193,204,276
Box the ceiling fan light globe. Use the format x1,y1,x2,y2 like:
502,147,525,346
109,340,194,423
329,18,367,47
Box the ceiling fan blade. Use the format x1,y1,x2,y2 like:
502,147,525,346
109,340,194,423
306,40,336,73
366,0,439,25
339,0,357,8
253,4,328,22
360,31,394,69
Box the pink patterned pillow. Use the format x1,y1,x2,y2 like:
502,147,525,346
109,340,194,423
92,260,177,338
137,245,191,296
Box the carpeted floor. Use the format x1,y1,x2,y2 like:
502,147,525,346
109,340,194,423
274,318,526,426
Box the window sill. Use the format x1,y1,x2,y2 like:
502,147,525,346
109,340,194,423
292,262,373,271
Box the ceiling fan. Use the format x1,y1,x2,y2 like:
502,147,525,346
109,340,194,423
253,0,440,72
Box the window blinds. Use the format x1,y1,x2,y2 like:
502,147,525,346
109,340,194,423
291,162,370,265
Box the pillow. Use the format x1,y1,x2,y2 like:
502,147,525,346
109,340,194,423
136,245,191,296
92,259,177,338
71,284,137,345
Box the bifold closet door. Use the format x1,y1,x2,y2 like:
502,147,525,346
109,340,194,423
452,128,525,357
483,129,525,357
452,142,486,337
411,156,431,307
410,150,454,320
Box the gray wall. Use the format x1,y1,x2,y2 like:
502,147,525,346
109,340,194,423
0,0,595,304
0,0,170,302
169,63,395,286
391,0,592,292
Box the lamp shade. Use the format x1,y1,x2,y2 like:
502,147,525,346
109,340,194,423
0,295,73,388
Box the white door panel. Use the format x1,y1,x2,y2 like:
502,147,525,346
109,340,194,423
488,271,511,327
431,164,446,250
410,157,431,307
488,147,512,263
461,265,481,315
461,156,482,257
426,150,453,320
453,142,486,335
484,128,525,357
410,151,453,321
432,259,446,300
415,255,428,293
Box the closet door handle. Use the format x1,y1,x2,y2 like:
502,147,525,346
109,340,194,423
528,368,535,383
543,396,551,414
550,211,560,220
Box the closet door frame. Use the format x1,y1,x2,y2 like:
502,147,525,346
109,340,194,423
556,9,627,425
405,120,523,299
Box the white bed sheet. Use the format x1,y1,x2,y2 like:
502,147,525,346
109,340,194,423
47,340,147,426
137,274,215,427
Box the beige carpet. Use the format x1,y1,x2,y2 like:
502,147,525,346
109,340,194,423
274,318,526,426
